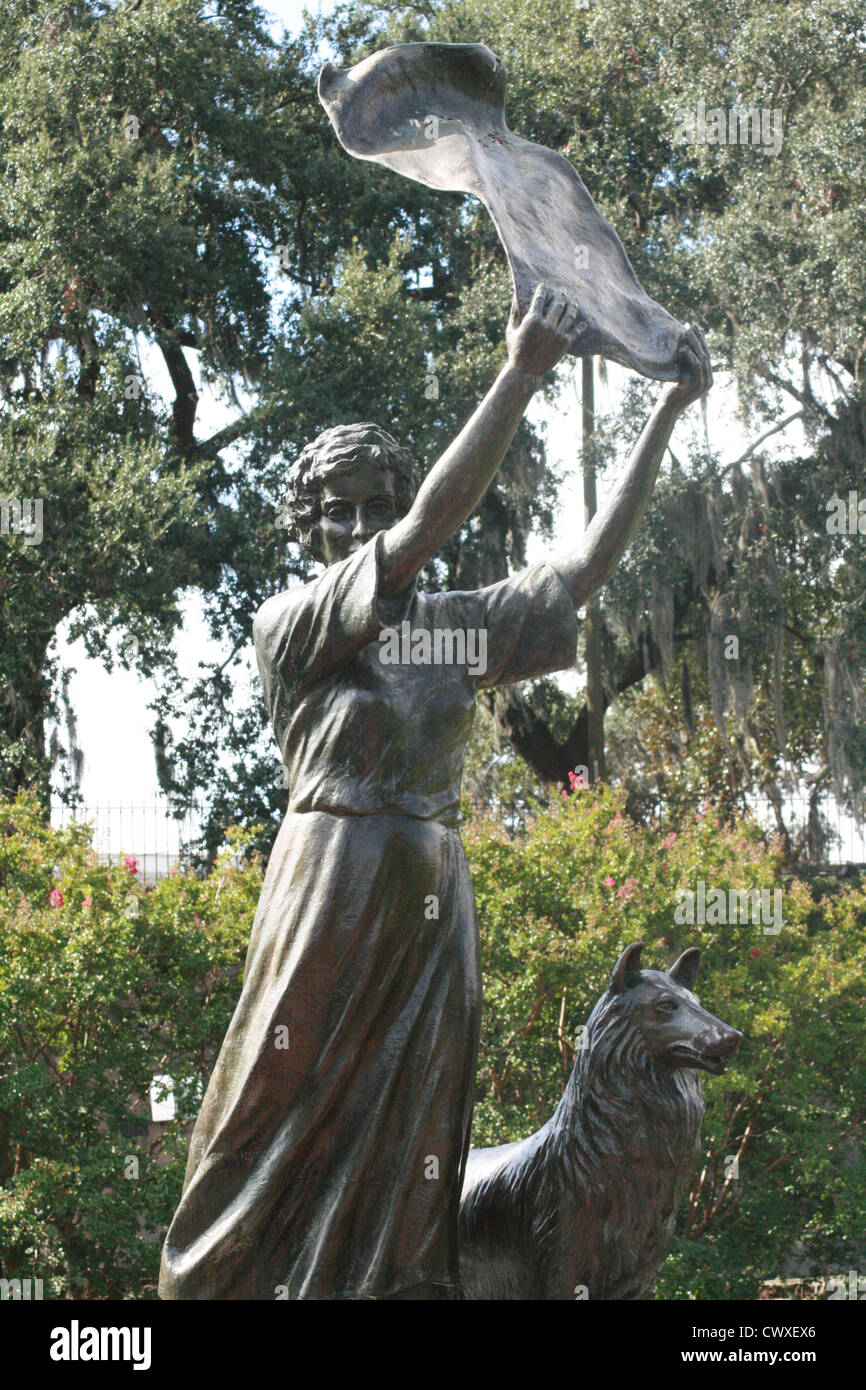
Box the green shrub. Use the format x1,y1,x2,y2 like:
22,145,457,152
0,793,258,1298
2,787,863,1298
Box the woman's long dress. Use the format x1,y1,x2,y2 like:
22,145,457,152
158,531,578,1299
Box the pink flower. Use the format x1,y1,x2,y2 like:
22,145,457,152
603,875,616,888
737,838,747,849
169,867,178,877
49,888,64,908
617,877,636,900
567,769,587,790
661,832,677,850
123,856,138,874
611,812,623,828
751,948,761,958
82,896,93,908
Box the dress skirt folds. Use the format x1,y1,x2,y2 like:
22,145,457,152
158,809,479,1299
159,532,578,1299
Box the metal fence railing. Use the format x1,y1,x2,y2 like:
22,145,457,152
51,798,201,885
50,790,864,881
745,794,865,867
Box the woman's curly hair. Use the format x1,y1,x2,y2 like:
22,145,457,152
280,423,419,560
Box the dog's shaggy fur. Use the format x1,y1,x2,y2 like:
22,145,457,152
458,943,741,1300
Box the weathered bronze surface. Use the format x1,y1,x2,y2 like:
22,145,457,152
159,531,579,1299
459,944,742,1299
158,43,713,1300
319,42,686,380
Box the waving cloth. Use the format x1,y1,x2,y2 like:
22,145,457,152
319,42,685,381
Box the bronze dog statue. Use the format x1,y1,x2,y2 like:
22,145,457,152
459,943,742,1299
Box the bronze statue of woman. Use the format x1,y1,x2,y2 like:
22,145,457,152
158,288,711,1300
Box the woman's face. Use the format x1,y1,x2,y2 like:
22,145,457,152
318,458,400,566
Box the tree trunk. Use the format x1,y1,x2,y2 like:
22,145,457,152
582,356,606,782
0,627,55,803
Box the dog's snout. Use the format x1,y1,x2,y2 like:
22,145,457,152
706,1028,743,1058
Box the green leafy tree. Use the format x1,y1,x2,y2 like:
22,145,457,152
322,0,866,843
0,0,559,858
3,0,863,862
0,0,302,796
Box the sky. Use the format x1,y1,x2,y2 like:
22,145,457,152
47,0,803,849
261,0,338,37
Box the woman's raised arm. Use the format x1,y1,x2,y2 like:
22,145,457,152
378,287,584,598
550,328,712,609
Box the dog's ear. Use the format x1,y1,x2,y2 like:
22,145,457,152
669,947,700,991
609,942,643,993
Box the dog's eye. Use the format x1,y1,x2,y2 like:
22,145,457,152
654,998,678,1013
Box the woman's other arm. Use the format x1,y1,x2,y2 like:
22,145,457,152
550,328,712,609
378,287,584,598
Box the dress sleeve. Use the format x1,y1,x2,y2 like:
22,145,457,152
442,561,579,690
252,531,409,699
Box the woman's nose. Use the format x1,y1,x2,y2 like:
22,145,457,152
352,507,371,536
